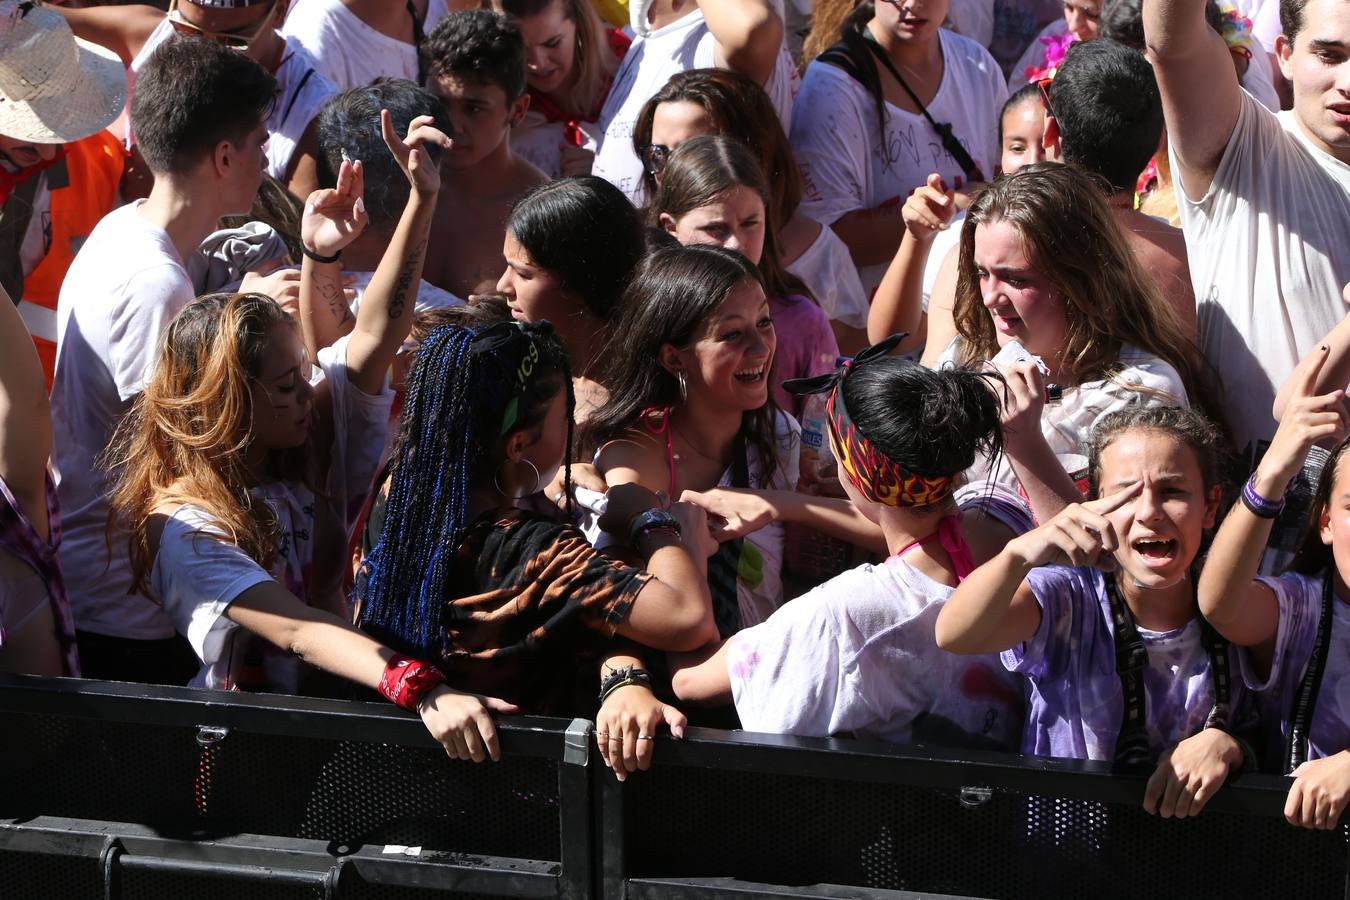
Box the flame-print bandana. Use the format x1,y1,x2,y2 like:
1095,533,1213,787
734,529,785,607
785,333,956,509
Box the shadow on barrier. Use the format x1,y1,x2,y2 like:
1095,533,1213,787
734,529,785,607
1,675,1347,900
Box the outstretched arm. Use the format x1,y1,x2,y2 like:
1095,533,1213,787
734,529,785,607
1143,0,1243,199
57,4,162,65
0,284,50,539
298,159,364,360
702,0,784,87
936,482,1142,654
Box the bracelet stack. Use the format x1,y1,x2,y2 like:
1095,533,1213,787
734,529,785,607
599,665,653,704
1240,474,1285,519
378,655,446,712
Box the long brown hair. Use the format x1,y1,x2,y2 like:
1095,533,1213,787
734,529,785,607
953,163,1224,426
631,68,802,228
106,293,313,593
650,134,811,302
492,0,618,119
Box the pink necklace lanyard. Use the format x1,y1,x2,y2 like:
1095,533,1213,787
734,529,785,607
892,515,975,582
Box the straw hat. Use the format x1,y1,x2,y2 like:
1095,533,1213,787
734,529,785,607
0,1,127,145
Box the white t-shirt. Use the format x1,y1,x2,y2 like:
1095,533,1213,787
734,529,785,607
593,7,799,203
935,340,1189,495
1175,91,1350,458
946,0,995,48
790,29,1006,293
283,0,451,91
785,223,871,330
132,20,338,181
52,201,196,640
344,270,464,317
726,487,1032,747
154,335,394,690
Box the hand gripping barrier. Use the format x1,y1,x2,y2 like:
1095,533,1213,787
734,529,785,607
1,675,1347,900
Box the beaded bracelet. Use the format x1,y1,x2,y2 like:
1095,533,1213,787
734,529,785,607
378,655,447,712
1240,474,1285,519
599,665,653,704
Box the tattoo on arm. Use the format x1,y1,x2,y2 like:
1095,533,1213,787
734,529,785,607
318,280,353,326
388,240,427,321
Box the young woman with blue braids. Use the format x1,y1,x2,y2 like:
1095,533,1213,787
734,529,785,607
355,318,718,770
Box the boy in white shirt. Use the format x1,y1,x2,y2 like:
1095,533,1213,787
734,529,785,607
51,37,275,683
1145,0,1350,464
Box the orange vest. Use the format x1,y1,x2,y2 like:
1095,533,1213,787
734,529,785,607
19,131,125,391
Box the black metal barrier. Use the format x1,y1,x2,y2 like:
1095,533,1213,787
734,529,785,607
2,675,1347,900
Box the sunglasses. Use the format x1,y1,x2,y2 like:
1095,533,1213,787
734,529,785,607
167,0,277,52
1037,76,1054,117
638,143,673,176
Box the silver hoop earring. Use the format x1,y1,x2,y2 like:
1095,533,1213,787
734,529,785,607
494,458,542,498
676,370,687,404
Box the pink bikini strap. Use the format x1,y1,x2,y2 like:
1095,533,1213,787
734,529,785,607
640,406,678,498
893,514,976,582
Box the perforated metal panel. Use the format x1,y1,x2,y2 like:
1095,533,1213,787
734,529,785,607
0,848,103,900
622,764,1348,899
2,710,561,861
118,868,327,900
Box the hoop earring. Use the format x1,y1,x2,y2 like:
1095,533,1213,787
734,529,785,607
494,458,541,499
676,370,687,404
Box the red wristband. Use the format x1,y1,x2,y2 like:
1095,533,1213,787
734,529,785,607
378,655,447,712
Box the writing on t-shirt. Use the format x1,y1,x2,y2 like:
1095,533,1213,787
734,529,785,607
881,117,980,180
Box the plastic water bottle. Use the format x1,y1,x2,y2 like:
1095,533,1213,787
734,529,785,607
784,387,855,592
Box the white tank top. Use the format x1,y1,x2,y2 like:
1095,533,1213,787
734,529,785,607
282,0,451,92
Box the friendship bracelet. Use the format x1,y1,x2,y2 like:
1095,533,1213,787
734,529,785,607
378,655,447,712
1240,474,1285,519
300,243,342,264
599,665,652,704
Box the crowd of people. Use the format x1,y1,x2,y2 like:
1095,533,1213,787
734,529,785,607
1,0,1348,832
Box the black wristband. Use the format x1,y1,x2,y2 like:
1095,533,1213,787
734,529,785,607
300,243,342,264
628,508,681,547
599,665,653,703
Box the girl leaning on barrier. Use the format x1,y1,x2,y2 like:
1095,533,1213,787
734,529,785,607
1200,338,1350,831
935,405,1256,819
354,316,718,765
103,110,509,758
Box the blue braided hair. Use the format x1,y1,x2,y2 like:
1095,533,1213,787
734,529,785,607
356,319,574,660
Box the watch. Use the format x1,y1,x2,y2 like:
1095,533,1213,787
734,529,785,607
628,508,681,546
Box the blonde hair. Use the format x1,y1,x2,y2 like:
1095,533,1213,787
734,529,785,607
106,293,313,593
493,0,618,120
953,163,1224,425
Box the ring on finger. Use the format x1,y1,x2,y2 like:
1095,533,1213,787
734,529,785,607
636,735,654,741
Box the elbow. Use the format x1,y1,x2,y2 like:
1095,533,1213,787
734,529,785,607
933,611,972,655
722,14,783,84
669,607,718,652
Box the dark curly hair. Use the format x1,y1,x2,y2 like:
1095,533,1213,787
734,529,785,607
421,9,526,100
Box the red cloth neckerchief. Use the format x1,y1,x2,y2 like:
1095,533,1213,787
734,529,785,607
0,149,68,208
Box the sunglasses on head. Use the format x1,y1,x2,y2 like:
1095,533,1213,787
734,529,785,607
167,0,277,52
1037,76,1054,117
638,143,673,176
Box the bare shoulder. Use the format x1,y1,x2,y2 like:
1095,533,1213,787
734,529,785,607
594,429,670,493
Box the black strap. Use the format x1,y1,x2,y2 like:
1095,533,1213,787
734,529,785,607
859,33,983,184
280,67,317,129
408,0,427,86
1105,575,1232,767
705,433,749,639
1286,572,1336,773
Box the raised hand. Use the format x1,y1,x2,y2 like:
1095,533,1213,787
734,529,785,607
381,108,452,201
993,359,1047,448
301,156,369,259
1006,480,1142,570
1258,345,1349,494
901,173,956,241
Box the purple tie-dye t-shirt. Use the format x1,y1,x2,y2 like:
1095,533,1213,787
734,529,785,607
1004,566,1245,761
1245,573,1350,765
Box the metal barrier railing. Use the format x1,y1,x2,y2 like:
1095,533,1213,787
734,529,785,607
2,675,1346,900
